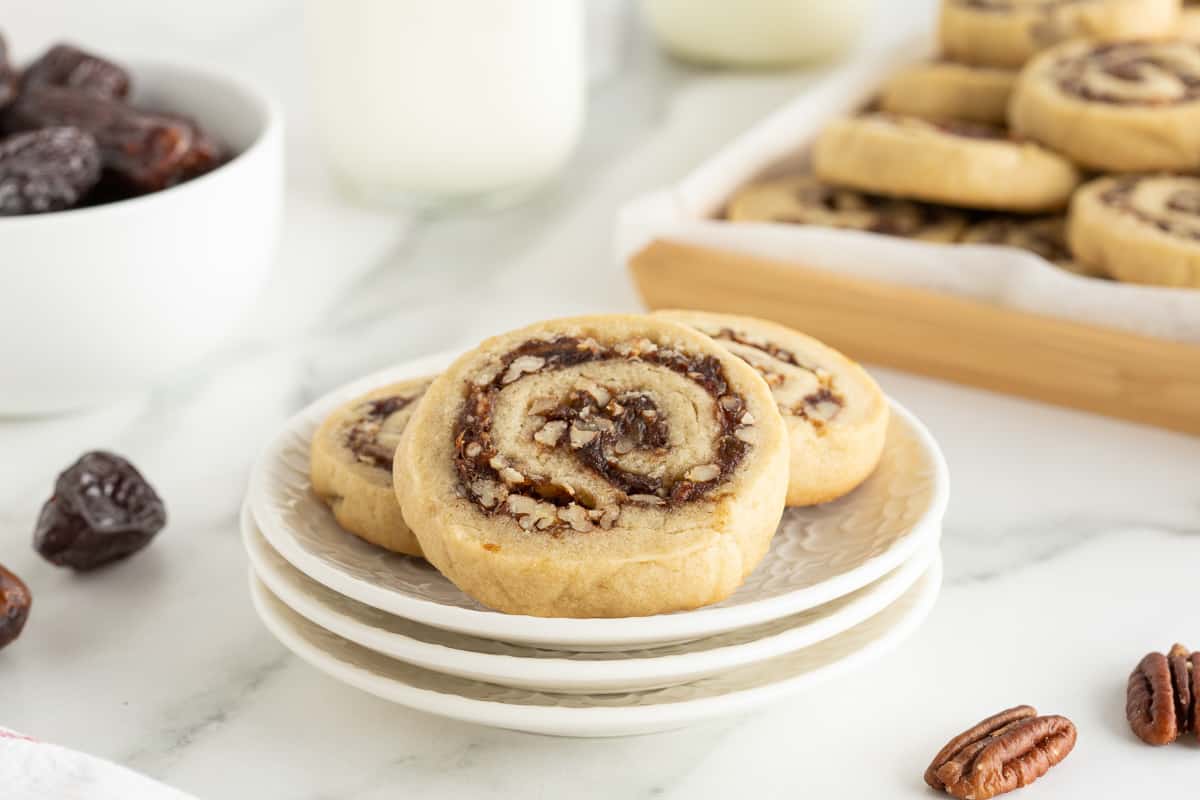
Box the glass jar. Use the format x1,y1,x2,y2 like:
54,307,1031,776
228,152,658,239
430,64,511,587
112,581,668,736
643,0,873,68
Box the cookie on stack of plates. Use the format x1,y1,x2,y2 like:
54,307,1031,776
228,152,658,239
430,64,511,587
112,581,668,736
243,314,948,736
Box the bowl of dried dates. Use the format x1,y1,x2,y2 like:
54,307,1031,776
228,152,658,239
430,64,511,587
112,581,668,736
0,36,283,414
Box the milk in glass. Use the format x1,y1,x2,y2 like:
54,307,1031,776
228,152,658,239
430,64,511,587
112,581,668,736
305,0,585,209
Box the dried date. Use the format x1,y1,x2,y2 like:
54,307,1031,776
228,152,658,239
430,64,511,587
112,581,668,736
1127,643,1200,745
0,127,102,214
0,32,16,111
34,451,167,571
0,562,31,651
77,170,141,208
5,86,195,191
22,43,131,99
159,111,226,181
925,705,1076,800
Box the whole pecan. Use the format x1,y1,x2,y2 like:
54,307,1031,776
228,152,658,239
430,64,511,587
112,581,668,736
1127,643,1200,745
0,562,32,651
925,705,1076,800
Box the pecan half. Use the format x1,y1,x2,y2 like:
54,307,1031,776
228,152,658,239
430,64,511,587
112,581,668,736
1127,644,1200,745
0,562,32,651
925,705,1076,800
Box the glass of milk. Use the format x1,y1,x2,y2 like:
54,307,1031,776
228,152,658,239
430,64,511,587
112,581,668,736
304,0,586,210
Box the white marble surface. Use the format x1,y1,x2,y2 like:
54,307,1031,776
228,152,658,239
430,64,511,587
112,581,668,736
4,2,1200,797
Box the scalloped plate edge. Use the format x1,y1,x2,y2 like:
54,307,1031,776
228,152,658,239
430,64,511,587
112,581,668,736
249,555,942,738
243,501,939,694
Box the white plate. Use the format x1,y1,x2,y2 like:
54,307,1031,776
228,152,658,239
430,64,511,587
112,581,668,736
242,503,938,694
247,351,948,650
250,554,942,737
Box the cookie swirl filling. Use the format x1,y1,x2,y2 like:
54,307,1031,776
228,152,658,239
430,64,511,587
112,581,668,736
1099,175,1200,238
707,329,846,428
1052,41,1200,104
345,393,422,469
787,181,961,237
961,216,1072,262
453,336,755,533
727,175,966,241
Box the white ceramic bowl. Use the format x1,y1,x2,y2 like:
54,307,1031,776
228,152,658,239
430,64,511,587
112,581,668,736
0,60,283,415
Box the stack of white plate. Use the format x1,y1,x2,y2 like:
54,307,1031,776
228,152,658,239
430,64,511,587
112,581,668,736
242,353,949,738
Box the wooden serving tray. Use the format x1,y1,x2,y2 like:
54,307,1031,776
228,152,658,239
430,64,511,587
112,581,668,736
630,240,1200,436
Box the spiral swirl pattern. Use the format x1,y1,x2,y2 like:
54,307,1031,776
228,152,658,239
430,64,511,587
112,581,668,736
960,217,1072,263
343,392,425,470
655,311,890,508
727,175,966,242
1053,41,1200,104
704,328,845,428
310,377,433,557
1012,38,1200,171
394,315,790,617
1098,175,1200,238
453,335,757,534
940,0,1179,68
1068,175,1200,288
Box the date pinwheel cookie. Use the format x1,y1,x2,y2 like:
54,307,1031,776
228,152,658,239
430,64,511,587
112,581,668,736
812,114,1080,212
1011,39,1200,172
959,216,1072,264
393,315,789,618
655,311,888,508
310,378,433,557
961,215,1106,277
1068,174,1200,288
939,0,1179,68
880,61,1018,126
726,175,967,242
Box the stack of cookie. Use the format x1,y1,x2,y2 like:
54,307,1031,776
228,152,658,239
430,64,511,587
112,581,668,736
310,312,890,619
729,0,1200,290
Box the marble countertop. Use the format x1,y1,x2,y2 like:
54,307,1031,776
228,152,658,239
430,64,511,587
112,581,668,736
4,2,1200,797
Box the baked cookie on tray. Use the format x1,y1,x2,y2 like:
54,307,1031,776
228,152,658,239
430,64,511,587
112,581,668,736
812,114,1080,212
959,216,1072,264
960,215,1108,277
880,61,1017,126
1010,39,1200,172
394,315,789,619
726,174,967,242
939,0,1179,68
655,310,889,508
1068,174,1200,288
310,378,433,557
